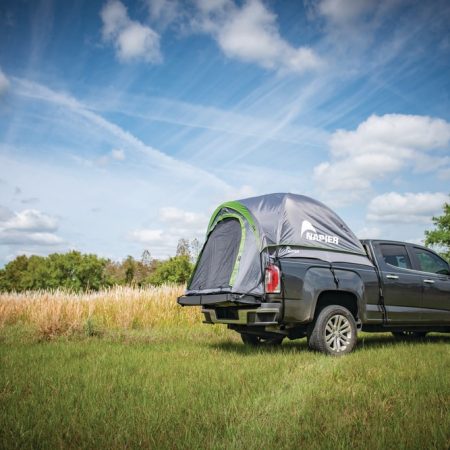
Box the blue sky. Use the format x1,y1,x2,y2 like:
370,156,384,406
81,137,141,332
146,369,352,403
0,0,449,265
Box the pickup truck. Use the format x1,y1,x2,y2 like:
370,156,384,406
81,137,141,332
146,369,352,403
178,193,450,355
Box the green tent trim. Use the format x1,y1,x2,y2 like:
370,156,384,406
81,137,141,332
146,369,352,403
189,203,258,289
207,201,258,240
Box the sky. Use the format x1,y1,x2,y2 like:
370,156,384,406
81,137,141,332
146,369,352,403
0,0,449,266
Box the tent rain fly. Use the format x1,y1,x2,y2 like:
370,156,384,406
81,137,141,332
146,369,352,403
186,193,371,297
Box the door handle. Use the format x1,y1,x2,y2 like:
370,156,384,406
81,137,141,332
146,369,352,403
423,279,435,284
386,274,399,280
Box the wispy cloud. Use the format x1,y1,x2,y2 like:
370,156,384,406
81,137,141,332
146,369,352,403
111,148,125,160
12,76,231,192
0,68,10,96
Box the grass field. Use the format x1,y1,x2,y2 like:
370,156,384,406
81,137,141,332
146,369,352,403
1,287,449,449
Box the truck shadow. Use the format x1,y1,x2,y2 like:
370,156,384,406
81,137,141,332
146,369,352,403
355,333,450,351
208,334,450,355
207,340,308,354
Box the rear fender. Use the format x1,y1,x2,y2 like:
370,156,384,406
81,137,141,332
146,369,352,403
282,264,365,323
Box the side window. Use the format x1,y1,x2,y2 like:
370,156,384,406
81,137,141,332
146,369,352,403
379,244,412,269
413,248,450,275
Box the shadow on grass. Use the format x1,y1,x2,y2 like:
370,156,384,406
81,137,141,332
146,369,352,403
356,333,450,351
207,333,450,355
207,339,309,354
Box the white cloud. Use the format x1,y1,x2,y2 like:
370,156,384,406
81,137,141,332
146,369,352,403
314,114,450,202
111,148,125,160
100,0,161,63
438,167,450,180
314,0,406,43
128,206,208,252
2,209,58,232
73,148,125,166
128,228,164,243
192,0,323,73
0,68,10,96
317,0,377,26
0,231,64,246
329,114,450,157
160,206,207,227
101,0,128,38
21,197,40,205
0,205,13,222
0,208,64,247
367,192,448,223
147,0,180,28
356,226,381,239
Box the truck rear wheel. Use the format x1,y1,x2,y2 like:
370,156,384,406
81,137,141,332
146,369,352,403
240,333,284,346
308,305,357,356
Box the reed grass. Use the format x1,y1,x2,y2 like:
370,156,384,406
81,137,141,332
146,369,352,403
0,285,200,339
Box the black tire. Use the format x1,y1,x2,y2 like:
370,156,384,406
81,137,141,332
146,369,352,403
392,331,427,339
240,333,284,346
307,305,357,356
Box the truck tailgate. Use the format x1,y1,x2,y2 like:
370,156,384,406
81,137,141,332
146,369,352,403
178,293,261,306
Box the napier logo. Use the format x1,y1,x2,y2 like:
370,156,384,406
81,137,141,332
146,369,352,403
301,220,339,245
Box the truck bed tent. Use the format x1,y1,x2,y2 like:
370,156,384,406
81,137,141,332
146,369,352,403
187,193,371,297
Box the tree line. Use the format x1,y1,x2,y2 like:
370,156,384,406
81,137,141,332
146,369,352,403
0,198,448,293
0,238,200,293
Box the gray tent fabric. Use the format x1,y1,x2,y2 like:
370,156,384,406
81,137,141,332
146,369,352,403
189,219,241,291
187,193,372,297
238,193,364,254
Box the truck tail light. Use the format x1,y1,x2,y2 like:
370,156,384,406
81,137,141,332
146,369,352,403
265,264,281,294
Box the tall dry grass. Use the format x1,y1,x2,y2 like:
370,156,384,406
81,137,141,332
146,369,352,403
0,285,201,339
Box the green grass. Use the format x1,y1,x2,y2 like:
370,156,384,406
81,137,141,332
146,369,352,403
0,325,449,450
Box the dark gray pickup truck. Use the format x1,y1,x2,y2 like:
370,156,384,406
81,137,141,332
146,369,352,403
178,193,450,355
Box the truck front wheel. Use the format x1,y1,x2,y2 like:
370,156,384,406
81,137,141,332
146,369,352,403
308,305,357,356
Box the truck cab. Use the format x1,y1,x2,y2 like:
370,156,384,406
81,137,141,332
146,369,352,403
363,240,450,325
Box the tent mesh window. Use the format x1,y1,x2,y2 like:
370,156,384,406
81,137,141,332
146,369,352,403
189,218,241,291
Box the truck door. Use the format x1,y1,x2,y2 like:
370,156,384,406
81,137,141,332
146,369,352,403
376,242,422,323
409,246,450,324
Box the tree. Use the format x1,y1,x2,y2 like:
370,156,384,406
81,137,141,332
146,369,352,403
147,255,193,286
0,255,32,291
176,238,190,257
190,238,202,263
123,256,136,285
141,249,152,266
425,197,450,261
104,253,156,286
0,252,111,292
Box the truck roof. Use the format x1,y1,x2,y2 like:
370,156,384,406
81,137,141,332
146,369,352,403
360,239,425,247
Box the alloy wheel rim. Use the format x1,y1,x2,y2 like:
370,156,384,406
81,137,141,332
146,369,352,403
324,314,352,353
